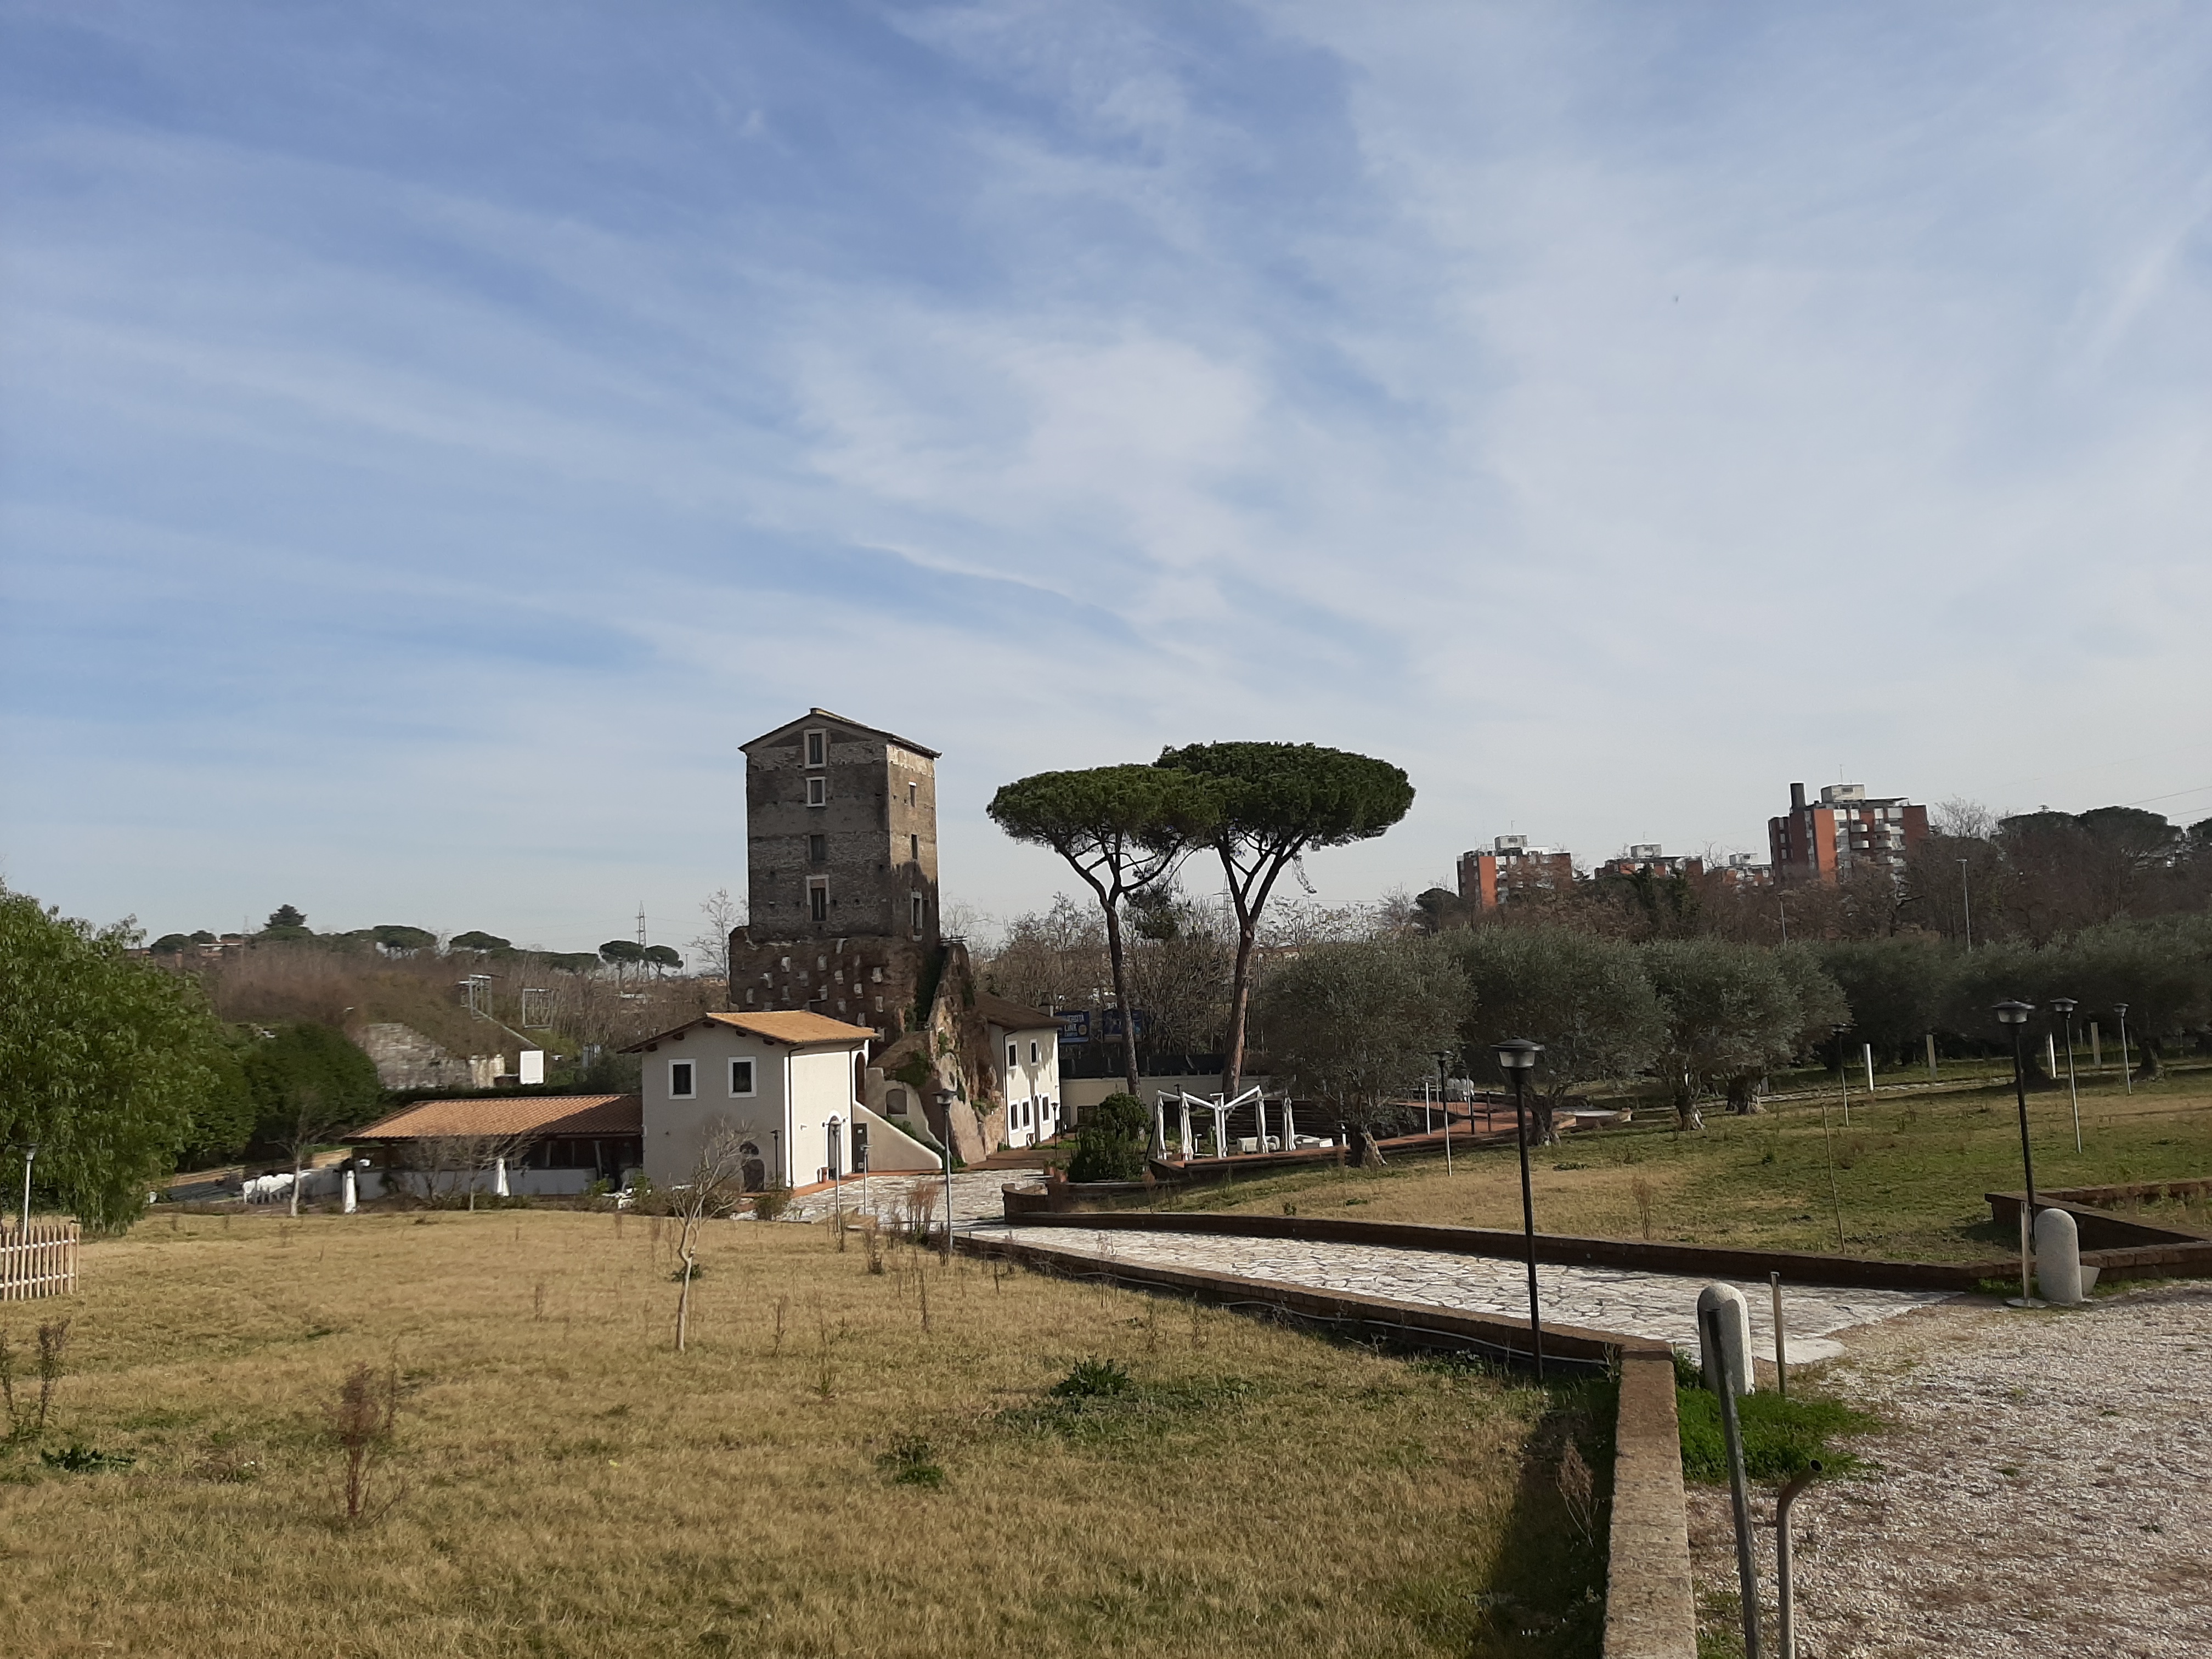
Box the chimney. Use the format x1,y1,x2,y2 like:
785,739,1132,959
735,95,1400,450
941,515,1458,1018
1790,781,1807,811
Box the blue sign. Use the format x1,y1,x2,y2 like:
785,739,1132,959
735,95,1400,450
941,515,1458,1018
1056,1011,1091,1045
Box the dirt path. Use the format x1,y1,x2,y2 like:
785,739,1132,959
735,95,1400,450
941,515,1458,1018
1688,1280,2212,1657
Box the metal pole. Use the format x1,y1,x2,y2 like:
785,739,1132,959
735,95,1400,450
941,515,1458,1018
2063,1011,2082,1154
1513,1070,1544,1383
2011,1024,2037,1301
1769,1271,1788,1400
1958,857,1973,951
20,1144,35,1227
2118,1007,2132,1096
1775,1462,1822,1659
1703,1304,1763,1659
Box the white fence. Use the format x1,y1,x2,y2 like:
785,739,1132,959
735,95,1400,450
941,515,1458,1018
0,1220,79,1301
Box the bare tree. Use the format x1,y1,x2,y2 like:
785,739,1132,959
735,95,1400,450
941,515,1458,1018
398,1132,535,1207
672,1127,752,1353
689,887,744,986
274,1085,363,1220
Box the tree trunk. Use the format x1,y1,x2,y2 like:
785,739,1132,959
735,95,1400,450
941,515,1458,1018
289,1156,303,1218
1104,901,1139,1096
2135,1036,2164,1084
1672,1076,1703,1132
1726,1076,1759,1115
675,1248,696,1352
1532,1089,1562,1148
1221,916,1258,1099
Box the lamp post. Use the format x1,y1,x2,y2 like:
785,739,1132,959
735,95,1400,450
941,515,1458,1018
1492,1039,1545,1381
1957,858,1974,951
17,1143,36,1229
2050,997,2083,1153
1433,1050,1455,1174
2115,1002,2132,1097
933,1087,956,1262
1995,1000,2038,1303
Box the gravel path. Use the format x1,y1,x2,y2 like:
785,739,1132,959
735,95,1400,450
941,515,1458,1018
964,1224,1951,1354
1687,1280,2212,1657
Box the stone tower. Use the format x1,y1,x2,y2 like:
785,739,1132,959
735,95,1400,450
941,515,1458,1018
729,708,941,1044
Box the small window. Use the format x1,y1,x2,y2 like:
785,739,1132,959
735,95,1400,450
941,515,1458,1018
806,776,827,808
805,729,826,768
729,1058,755,1097
907,782,917,808
1007,1042,1018,1069
809,879,829,923
669,1060,696,1099
909,832,919,863
910,892,923,933
1029,1040,1040,1064
808,834,826,865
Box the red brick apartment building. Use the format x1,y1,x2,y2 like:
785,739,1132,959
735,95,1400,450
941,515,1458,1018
1458,836,1578,911
1768,783,1928,883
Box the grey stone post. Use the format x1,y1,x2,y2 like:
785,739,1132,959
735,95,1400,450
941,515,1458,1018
1696,1282,1752,1396
2034,1206,2085,1304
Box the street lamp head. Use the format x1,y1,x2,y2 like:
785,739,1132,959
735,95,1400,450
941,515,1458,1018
1492,1038,1543,1073
2049,997,2077,1016
1993,1000,2034,1026
2114,1002,2129,1017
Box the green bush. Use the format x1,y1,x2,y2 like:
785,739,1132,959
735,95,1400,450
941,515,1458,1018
1067,1091,1148,1182
1051,1357,1133,1400
752,1186,792,1222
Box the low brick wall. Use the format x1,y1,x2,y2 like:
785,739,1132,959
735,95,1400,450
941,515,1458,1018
996,1207,2001,1292
1984,1190,2212,1250
1602,1348,1697,1659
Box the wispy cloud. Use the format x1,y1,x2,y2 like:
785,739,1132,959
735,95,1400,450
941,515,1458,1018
5,1,2210,943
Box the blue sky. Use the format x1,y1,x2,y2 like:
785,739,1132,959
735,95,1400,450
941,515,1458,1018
4,2,2210,955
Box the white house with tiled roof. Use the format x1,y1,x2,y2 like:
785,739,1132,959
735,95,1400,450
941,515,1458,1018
972,992,1062,1149
624,1011,941,1192
351,1093,643,1197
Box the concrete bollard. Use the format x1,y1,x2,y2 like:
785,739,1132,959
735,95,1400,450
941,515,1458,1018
342,1166,358,1215
2034,1206,2085,1305
1697,1282,1753,1396
494,1156,511,1199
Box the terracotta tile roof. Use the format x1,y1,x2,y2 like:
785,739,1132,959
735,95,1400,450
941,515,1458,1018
740,706,941,759
972,991,1058,1031
621,1010,879,1053
353,1093,641,1141
706,1011,878,1044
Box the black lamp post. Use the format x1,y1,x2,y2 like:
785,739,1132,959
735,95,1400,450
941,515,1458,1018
933,1087,957,1261
1493,1038,1545,1381
2050,996,2082,1153
2114,1002,2132,1097
1995,1000,2037,1301
1433,1049,1457,1173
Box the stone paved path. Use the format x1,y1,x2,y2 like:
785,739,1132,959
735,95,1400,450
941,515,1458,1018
966,1224,1954,1357
780,1170,1013,1228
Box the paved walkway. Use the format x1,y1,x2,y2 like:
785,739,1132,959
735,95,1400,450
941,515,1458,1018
966,1224,1954,1358
780,1170,1013,1228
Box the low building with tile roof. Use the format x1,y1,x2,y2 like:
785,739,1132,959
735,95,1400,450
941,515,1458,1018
622,1011,941,1191
351,1093,643,1198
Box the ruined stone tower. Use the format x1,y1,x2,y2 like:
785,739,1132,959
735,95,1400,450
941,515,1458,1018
729,708,941,1044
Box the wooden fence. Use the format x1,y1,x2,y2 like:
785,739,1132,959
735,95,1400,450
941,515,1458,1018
0,1220,80,1300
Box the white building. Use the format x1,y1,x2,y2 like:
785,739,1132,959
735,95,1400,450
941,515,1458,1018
974,992,1062,1150
625,1011,940,1190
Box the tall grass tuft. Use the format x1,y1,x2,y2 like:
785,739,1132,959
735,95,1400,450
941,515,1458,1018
325,1362,400,1523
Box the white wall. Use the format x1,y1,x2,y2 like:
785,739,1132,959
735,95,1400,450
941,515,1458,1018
642,1024,809,1188
991,1023,1063,1148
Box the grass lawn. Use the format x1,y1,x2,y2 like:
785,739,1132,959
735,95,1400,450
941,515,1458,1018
1,1208,1609,1658
1162,1065,2212,1263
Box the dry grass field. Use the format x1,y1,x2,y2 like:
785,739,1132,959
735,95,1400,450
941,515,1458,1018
0,1207,1607,1658
1168,1067,2212,1262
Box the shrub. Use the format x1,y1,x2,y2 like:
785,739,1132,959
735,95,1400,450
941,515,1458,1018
1068,1092,1148,1182
876,1435,945,1488
1051,1357,1133,1400
752,1187,792,1222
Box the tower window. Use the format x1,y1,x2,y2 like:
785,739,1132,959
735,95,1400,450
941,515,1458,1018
806,776,827,808
909,833,919,862
910,892,923,934
809,879,829,923
805,729,826,768
907,782,917,808
809,834,827,865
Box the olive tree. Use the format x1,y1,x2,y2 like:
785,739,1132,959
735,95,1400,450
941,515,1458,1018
1251,937,1466,1132
1453,927,1666,1144
1641,939,1824,1128
1156,743,1414,1097
987,766,1220,1093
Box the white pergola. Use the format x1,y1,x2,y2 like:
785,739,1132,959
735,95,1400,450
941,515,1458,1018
1153,1085,1303,1159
